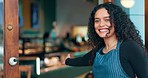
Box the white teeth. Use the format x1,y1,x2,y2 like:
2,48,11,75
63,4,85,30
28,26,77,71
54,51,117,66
99,29,108,32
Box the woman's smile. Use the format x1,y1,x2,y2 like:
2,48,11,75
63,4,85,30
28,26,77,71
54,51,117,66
99,28,109,33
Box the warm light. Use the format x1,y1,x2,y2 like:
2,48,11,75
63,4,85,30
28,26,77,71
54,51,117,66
44,58,50,65
121,0,135,8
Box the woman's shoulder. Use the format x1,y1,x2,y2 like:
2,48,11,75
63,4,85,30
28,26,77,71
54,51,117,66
120,39,145,57
120,39,142,50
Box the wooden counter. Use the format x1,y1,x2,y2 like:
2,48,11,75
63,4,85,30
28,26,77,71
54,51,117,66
19,51,90,78
40,65,66,73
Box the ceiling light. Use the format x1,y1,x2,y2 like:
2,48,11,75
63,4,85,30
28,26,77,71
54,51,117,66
120,0,135,8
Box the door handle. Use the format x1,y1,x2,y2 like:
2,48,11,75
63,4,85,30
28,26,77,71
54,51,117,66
9,57,18,66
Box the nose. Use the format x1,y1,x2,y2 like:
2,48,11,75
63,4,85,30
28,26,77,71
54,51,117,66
99,20,105,27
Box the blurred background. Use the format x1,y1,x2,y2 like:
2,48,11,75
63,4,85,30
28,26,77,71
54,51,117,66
0,0,147,78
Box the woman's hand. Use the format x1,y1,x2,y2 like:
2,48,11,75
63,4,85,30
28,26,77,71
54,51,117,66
66,54,71,59
63,54,71,65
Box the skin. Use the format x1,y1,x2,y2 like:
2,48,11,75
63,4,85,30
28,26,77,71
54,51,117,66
94,8,118,54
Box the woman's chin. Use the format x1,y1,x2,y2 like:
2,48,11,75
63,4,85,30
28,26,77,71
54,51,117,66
99,35,108,38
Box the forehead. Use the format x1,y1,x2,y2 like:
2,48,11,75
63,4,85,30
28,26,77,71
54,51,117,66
95,8,110,18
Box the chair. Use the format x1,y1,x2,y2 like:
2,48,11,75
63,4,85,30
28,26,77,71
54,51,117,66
19,65,32,78
0,71,3,78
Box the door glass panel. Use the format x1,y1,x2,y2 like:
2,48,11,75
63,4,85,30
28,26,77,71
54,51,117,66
0,0,3,77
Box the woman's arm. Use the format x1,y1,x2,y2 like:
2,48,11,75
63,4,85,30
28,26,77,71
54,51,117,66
65,50,93,66
120,40,148,78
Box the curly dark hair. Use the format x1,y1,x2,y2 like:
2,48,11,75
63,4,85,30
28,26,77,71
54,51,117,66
87,2,147,64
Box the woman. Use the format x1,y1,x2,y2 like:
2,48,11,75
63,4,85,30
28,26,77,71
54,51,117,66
65,2,148,78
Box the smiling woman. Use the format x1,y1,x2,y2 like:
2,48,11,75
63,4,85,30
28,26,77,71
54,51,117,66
65,2,148,78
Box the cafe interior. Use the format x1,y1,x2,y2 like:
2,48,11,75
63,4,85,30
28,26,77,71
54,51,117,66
0,0,147,78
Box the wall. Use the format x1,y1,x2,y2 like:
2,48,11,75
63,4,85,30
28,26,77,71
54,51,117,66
22,0,31,29
56,0,96,37
41,0,56,33
20,0,96,38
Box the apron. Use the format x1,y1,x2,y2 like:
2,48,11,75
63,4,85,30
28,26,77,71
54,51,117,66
92,40,129,78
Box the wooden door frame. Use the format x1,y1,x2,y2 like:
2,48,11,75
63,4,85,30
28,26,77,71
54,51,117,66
98,0,114,4
4,0,19,78
104,0,114,2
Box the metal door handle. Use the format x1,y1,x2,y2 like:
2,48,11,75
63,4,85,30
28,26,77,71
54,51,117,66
9,57,18,66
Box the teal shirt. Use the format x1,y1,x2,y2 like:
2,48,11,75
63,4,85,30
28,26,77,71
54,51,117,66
92,41,129,78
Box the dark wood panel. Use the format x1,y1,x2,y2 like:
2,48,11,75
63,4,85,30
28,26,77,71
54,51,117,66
4,0,19,78
104,0,114,3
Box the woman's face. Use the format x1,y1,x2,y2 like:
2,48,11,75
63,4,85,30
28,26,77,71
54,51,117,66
94,8,116,38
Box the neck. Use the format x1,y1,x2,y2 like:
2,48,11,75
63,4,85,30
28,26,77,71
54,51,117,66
103,36,118,50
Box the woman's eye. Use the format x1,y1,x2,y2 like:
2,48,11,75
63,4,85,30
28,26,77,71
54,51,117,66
94,20,100,23
105,18,110,22
105,19,110,22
